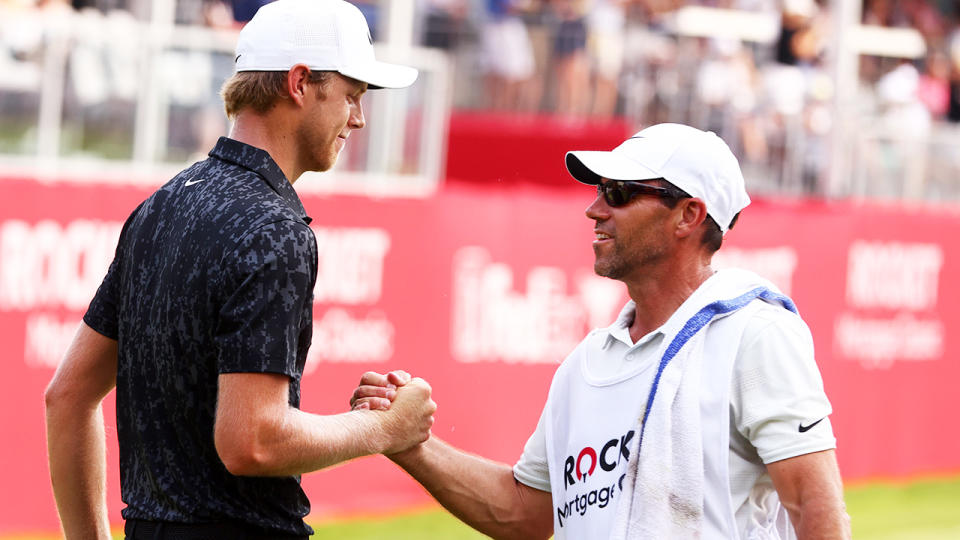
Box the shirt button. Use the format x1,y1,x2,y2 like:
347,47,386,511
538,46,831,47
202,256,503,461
626,353,635,361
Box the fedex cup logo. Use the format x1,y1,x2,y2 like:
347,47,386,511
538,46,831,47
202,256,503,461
563,430,634,489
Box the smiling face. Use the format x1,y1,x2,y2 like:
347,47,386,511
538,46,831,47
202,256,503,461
297,72,367,173
585,179,676,282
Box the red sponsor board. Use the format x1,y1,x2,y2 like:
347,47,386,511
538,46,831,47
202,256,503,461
1,177,958,533
445,112,633,186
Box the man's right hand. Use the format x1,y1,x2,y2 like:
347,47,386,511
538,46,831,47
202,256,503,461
379,377,436,455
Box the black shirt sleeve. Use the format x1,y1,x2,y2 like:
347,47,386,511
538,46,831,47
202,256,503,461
214,219,316,377
83,205,143,340
83,256,122,340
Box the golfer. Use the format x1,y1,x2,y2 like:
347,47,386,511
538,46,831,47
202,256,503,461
45,1,435,537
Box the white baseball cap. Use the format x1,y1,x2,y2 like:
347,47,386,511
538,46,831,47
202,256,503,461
235,0,418,89
565,123,750,233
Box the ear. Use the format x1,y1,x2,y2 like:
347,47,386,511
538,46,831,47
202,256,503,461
674,198,708,239
285,64,312,107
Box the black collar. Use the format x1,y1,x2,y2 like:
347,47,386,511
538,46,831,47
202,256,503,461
209,137,312,224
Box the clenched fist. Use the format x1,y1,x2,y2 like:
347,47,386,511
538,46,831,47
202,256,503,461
350,371,436,455
380,377,436,455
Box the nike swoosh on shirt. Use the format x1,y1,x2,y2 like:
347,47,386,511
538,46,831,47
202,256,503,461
185,177,206,187
798,418,825,433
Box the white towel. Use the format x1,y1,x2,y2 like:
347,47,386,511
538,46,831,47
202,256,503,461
610,270,797,539
610,325,708,539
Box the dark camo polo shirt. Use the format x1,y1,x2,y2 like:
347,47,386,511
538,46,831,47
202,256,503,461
84,137,317,535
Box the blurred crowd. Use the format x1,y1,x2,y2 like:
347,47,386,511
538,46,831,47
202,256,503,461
0,0,262,27
409,0,960,194
2,0,960,198
408,1,960,119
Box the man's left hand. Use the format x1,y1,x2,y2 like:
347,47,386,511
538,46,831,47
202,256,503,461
350,370,412,410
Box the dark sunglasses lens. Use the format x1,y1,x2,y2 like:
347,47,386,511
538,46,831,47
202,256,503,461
600,183,628,206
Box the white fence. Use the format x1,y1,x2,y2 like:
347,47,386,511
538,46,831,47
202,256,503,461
2,3,959,202
0,5,450,196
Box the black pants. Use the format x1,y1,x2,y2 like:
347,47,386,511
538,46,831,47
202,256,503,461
124,519,309,540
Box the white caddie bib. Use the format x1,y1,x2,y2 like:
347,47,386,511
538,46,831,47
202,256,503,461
543,301,769,539
543,331,657,538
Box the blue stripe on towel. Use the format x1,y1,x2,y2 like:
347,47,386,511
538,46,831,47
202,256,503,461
638,287,797,449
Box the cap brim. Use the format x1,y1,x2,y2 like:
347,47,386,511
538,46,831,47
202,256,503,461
565,151,661,185
340,61,418,89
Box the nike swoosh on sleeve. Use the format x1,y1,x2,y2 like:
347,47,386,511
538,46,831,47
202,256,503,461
798,418,825,433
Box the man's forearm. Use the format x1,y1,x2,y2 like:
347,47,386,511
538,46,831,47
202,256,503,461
45,322,117,538
219,407,396,476
768,450,851,540
215,373,435,477
46,402,111,540
389,438,553,540
793,496,851,540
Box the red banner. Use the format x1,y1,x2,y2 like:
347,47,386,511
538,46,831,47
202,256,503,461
1,177,958,533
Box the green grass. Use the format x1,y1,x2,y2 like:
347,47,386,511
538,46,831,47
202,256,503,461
845,475,960,539
308,475,960,539
309,507,485,539
6,475,959,539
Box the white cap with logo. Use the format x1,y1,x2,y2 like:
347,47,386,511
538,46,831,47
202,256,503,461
235,0,418,89
565,123,750,234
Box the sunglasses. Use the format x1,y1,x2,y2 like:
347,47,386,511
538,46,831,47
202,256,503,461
597,180,689,207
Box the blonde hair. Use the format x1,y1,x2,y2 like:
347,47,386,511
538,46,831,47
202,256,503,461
220,70,334,118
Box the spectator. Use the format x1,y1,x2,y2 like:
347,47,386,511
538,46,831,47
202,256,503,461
481,0,535,110
918,50,951,118
552,0,589,116
876,61,932,196
948,26,960,122
775,0,824,67
586,0,626,118
421,0,468,50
